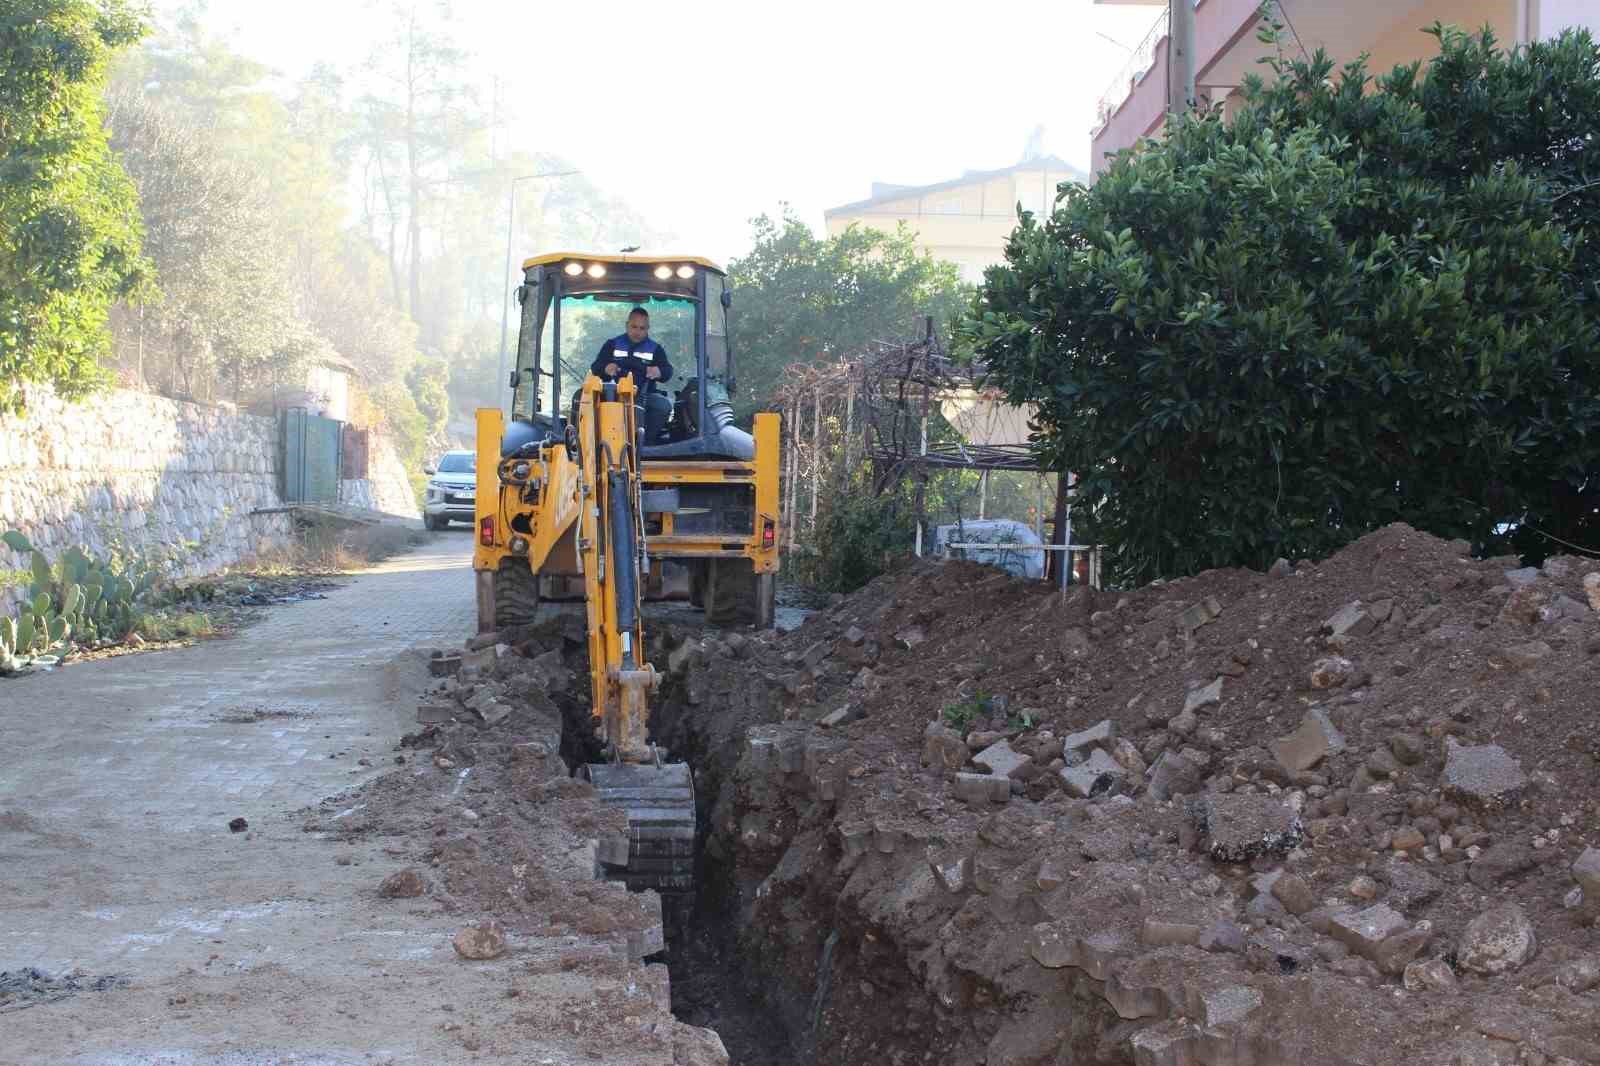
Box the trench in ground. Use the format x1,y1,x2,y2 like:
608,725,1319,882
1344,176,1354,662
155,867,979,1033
549,612,994,1065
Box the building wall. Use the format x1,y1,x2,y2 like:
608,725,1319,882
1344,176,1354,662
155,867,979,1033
1366,0,1514,73
1537,0,1600,38
827,166,1083,280
340,434,420,518
1093,0,1534,174
0,386,293,613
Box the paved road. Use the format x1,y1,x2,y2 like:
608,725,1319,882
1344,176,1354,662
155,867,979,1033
0,534,484,1064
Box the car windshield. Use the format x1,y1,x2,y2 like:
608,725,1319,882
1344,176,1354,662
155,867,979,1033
437,453,475,474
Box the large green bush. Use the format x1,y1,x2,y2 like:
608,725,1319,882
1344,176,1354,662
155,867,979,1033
966,24,1600,584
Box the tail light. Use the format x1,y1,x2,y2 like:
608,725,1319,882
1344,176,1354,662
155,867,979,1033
761,517,776,550
479,516,495,546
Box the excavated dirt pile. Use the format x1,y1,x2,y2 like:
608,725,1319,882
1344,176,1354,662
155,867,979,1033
657,523,1600,1065
301,618,730,1066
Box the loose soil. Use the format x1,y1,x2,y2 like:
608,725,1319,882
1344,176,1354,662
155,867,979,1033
644,523,1600,1065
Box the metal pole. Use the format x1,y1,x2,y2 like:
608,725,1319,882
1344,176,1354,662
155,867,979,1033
978,469,989,520
1168,0,1196,119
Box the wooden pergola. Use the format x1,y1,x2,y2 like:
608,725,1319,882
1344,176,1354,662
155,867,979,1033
770,321,1081,582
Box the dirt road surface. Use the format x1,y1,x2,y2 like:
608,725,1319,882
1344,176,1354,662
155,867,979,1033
0,534,642,1065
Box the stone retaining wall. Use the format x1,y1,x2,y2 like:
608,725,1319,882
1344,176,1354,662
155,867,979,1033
341,434,418,517
0,386,292,612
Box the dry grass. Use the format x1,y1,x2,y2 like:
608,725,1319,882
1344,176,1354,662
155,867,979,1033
249,520,426,577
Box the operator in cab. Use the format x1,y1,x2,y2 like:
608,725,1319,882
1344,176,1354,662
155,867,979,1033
592,307,673,394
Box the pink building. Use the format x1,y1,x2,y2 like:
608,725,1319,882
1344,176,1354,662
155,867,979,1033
1091,0,1600,177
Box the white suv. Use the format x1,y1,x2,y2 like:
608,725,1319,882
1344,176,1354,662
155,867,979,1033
422,449,476,530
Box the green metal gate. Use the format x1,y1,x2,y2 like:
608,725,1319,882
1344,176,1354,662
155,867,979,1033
280,408,345,504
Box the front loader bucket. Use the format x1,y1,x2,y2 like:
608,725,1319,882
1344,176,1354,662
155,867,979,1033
584,762,696,896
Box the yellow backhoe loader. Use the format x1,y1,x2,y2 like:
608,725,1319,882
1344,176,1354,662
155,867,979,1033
472,252,781,894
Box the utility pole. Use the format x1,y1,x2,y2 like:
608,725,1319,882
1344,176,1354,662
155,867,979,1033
1168,0,1197,118
496,170,578,418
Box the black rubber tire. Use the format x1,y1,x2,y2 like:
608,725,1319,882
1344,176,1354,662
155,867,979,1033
422,513,438,531
493,562,541,628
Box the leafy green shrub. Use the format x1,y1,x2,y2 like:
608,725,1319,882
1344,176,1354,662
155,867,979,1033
789,462,918,594
967,24,1600,584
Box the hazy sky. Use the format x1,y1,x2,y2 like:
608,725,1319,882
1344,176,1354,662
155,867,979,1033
167,0,1163,263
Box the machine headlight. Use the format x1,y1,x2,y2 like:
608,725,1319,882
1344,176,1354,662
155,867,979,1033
675,265,695,279
564,262,583,276
586,263,607,278
653,265,673,280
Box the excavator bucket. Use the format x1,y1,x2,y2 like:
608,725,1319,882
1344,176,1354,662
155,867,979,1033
585,762,697,895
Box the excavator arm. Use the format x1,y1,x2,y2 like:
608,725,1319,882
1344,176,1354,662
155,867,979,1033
480,377,694,895
573,376,656,761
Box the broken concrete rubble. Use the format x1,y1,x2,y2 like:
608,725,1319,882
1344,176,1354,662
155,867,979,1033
1058,748,1124,798
1060,719,1115,754
1442,739,1527,810
1269,708,1346,772
1181,677,1223,715
973,738,1033,780
661,527,1600,1066
1199,793,1303,863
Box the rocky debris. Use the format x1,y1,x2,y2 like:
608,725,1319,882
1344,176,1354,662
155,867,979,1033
227,817,248,833
1467,842,1536,891
1585,571,1600,611
972,738,1033,780
817,704,860,728
1061,719,1115,754
921,721,967,770
451,920,508,961
1442,740,1527,810
672,1024,732,1066
1198,793,1303,863
1147,751,1204,801
1329,904,1408,960
1504,566,1541,588
427,650,461,677
1308,656,1355,689
1493,640,1552,670
1197,985,1262,1028
1324,601,1376,639
1457,903,1537,976
1268,557,1292,579
1555,956,1600,994
955,772,1011,806
1404,958,1458,993
1269,872,1317,916
928,848,971,893
1058,749,1125,798
377,867,427,899
1178,596,1222,633
1181,677,1223,715
671,525,1600,1066
1573,847,1600,919
1270,708,1346,771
